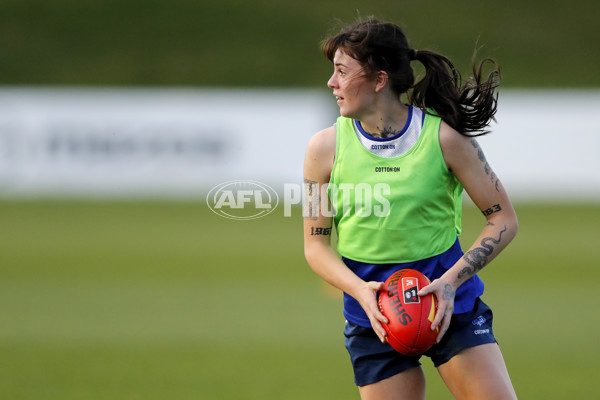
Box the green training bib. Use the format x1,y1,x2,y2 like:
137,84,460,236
328,111,463,263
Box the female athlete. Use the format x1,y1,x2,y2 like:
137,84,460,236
303,18,519,400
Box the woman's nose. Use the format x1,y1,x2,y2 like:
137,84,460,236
327,74,337,88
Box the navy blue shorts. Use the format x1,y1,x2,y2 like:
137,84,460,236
344,297,497,386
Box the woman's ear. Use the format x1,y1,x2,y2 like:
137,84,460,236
375,71,389,92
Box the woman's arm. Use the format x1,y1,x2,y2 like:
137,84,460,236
419,122,519,343
303,127,389,342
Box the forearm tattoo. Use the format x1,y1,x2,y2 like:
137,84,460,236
458,225,508,280
471,139,501,192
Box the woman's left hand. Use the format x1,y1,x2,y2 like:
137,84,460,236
417,277,457,343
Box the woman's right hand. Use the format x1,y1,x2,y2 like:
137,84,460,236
355,280,389,343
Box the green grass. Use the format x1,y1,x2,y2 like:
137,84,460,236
0,0,599,87
1,201,599,399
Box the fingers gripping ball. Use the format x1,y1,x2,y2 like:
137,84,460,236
378,269,438,355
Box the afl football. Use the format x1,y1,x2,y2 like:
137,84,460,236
378,269,438,355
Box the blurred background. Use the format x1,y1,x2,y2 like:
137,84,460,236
0,1,598,399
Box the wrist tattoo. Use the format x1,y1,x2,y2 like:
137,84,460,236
442,284,455,301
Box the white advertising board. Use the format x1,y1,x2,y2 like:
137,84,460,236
478,90,600,202
0,87,336,197
0,87,598,201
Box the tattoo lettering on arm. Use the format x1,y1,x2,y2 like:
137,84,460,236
310,227,332,236
303,178,319,220
481,203,502,216
470,139,501,192
457,225,508,280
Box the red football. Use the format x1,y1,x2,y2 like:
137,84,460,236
378,269,438,355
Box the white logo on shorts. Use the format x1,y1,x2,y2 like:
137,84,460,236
472,315,486,326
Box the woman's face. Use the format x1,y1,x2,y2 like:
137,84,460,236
327,50,377,119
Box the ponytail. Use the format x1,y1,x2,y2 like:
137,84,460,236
409,49,500,137
322,17,501,136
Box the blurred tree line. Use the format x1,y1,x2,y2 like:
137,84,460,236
1,0,598,87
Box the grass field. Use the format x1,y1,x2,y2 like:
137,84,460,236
0,200,599,399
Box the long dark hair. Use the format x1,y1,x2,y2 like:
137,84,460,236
321,18,500,137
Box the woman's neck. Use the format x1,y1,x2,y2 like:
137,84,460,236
360,104,408,138
359,102,410,139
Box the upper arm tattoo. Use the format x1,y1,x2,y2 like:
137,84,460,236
303,178,319,219
481,203,502,216
470,139,501,192
310,227,332,236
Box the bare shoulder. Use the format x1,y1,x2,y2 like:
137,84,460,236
305,125,336,179
439,121,472,152
306,126,336,156
439,120,477,171
305,126,336,164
